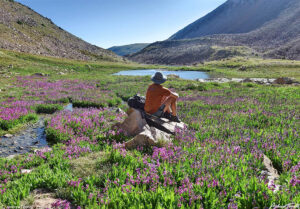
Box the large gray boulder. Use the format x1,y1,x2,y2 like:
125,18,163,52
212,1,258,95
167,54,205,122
117,108,185,149
116,108,147,136
125,125,171,149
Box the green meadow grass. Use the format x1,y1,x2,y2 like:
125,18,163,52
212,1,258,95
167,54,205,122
0,50,299,208
1,50,300,81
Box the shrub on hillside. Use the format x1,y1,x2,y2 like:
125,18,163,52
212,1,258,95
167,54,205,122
72,100,105,109
0,113,38,130
34,104,63,114
183,83,208,91
107,97,122,107
56,97,70,104
197,84,208,91
184,83,198,90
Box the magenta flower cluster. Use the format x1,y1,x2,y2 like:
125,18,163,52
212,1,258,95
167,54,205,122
46,108,126,160
14,76,114,104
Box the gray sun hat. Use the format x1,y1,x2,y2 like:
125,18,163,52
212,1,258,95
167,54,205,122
151,71,167,84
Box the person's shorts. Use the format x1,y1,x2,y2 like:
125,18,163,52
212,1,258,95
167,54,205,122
152,104,166,117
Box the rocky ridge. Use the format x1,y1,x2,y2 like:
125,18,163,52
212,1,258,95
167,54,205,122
0,0,120,61
129,0,300,64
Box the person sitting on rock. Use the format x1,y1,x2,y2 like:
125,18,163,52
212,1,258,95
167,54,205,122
144,71,181,122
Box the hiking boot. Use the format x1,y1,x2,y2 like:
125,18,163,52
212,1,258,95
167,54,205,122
170,115,181,123
162,111,172,120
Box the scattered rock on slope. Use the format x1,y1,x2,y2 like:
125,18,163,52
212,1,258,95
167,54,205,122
0,0,121,61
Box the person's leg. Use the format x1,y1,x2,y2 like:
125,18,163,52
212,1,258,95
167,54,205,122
162,96,177,116
170,98,177,116
158,97,180,122
162,97,171,112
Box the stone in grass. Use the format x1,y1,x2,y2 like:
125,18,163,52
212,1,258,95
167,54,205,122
252,78,266,85
218,78,231,83
6,154,17,160
115,108,126,115
231,78,243,83
197,78,206,83
242,78,253,83
4,134,13,138
33,147,52,153
21,169,32,174
32,73,49,77
263,155,281,193
274,77,294,85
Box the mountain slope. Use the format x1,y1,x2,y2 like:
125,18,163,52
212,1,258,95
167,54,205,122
169,0,292,40
128,38,248,65
129,0,300,64
0,0,120,61
108,43,149,56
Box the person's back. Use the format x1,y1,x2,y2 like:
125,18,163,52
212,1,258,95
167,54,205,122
144,83,170,114
144,72,180,122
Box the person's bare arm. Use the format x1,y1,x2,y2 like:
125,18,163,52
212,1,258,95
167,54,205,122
170,91,178,99
163,87,178,99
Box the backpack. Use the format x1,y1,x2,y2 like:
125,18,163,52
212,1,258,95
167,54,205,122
128,94,146,110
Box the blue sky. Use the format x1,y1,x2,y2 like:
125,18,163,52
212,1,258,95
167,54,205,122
17,0,226,48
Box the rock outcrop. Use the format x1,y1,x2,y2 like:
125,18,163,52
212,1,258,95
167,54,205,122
0,0,121,61
116,108,185,149
197,77,298,85
125,125,172,149
116,108,147,137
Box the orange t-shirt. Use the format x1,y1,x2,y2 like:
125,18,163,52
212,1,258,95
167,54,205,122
144,84,171,114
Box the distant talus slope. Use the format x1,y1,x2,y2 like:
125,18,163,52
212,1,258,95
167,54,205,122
129,0,300,65
0,0,120,61
169,0,292,40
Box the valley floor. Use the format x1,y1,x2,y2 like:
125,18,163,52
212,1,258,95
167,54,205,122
0,50,299,208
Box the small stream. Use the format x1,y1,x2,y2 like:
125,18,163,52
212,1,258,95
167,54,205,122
0,104,73,158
